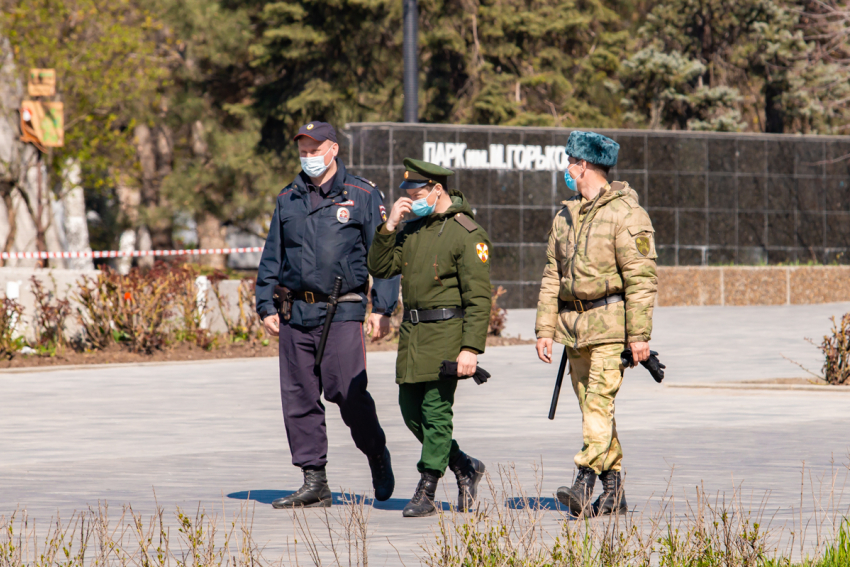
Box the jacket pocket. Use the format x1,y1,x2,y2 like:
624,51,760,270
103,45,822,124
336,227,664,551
339,259,356,292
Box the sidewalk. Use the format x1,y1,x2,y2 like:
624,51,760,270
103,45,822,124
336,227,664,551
2,303,850,564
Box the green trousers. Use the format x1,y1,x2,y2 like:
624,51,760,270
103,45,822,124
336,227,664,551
398,379,461,477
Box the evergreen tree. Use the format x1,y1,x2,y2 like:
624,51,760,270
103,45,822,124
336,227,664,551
153,0,281,264
249,0,402,156
620,0,850,133
419,0,631,127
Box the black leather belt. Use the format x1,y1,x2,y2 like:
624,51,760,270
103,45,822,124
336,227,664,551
561,293,624,314
293,290,363,304
403,307,464,324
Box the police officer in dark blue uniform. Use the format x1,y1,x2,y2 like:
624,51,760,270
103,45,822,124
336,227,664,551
256,121,400,508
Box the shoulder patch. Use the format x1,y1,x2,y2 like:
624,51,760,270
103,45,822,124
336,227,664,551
354,175,377,188
454,213,478,232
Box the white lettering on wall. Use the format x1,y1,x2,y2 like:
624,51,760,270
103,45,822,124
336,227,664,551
422,142,569,171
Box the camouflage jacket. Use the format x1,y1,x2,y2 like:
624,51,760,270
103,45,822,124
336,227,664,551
535,181,658,348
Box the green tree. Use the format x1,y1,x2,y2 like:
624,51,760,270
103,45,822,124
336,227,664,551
153,0,282,266
619,0,850,133
250,0,402,158
418,0,631,127
0,0,162,186
0,0,162,253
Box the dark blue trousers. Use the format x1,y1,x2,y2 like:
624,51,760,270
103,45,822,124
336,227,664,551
278,320,386,468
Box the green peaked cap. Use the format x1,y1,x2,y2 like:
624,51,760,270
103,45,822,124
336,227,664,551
400,157,454,189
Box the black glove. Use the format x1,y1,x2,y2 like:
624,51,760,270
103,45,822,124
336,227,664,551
621,348,666,383
439,360,491,385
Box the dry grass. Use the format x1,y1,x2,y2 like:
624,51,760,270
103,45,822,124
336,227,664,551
2,463,849,567
0,501,273,567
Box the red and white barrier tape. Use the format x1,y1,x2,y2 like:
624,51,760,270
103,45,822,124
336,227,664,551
0,247,263,260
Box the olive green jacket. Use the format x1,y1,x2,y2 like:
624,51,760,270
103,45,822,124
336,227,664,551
535,181,658,348
368,191,492,384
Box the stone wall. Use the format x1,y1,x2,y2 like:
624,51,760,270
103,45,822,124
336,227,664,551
342,122,850,308
0,268,243,342
657,266,850,306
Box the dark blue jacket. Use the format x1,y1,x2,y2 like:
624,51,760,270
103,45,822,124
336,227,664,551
256,158,399,327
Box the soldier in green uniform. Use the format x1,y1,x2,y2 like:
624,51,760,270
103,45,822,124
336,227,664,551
367,158,492,517
535,131,658,517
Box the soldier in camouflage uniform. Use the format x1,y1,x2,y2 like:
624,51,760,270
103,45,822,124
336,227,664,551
535,131,658,517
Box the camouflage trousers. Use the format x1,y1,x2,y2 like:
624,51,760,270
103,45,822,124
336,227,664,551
567,342,625,474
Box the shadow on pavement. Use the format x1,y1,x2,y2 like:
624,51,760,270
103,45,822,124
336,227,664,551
227,490,452,511
503,497,565,511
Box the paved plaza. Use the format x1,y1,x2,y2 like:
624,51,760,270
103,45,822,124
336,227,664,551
2,303,850,565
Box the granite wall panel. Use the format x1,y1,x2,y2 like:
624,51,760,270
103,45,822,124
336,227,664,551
344,124,850,307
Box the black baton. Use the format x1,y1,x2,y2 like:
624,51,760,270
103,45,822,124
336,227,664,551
314,276,343,370
548,346,568,420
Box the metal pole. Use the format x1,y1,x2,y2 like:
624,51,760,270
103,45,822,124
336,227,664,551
403,0,418,123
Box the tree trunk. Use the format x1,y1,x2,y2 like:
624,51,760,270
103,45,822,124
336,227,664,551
196,211,227,269
134,124,174,254
151,125,174,250
0,182,16,266
764,83,785,134
62,160,95,271
190,120,225,268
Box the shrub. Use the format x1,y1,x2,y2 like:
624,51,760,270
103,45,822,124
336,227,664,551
810,313,850,386
171,265,216,349
29,275,72,354
0,296,24,359
488,285,508,336
74,264,183,353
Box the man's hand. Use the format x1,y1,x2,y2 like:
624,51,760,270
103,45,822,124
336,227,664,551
456,350,477,377
536,337,554,363
263,314,280,337
629,341,650,366
385,197,413,232
365,313,390,341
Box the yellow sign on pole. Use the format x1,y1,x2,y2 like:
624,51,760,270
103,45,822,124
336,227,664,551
27,68,56,97
20,100,64,149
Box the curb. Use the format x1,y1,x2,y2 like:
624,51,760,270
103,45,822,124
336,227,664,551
0,356,278,375
666,382,850,393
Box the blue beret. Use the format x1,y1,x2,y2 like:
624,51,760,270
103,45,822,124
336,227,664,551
564,131,619,167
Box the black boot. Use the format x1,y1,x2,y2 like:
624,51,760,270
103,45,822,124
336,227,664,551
556,466,597,516
449,451,485,512
591,470,628,517
368,447,395,502
272,467,332,509
402,472,439,517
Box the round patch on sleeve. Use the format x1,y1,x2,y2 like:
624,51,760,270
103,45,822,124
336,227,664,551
476,243,489,263
635,235,651,256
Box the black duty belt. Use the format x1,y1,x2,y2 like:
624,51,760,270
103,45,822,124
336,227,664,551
560,293,624,314
293,290,363,304
403,307,464,324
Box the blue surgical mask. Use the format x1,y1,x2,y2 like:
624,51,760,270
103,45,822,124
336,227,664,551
300,146,333,178
411,187,438,217
564,164,579,192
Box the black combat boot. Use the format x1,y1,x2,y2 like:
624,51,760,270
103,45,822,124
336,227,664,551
402,472,439,517
272,467,332,509
368,447,395,502
591,470,628,516
556,466,597,516
449,451,486,512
